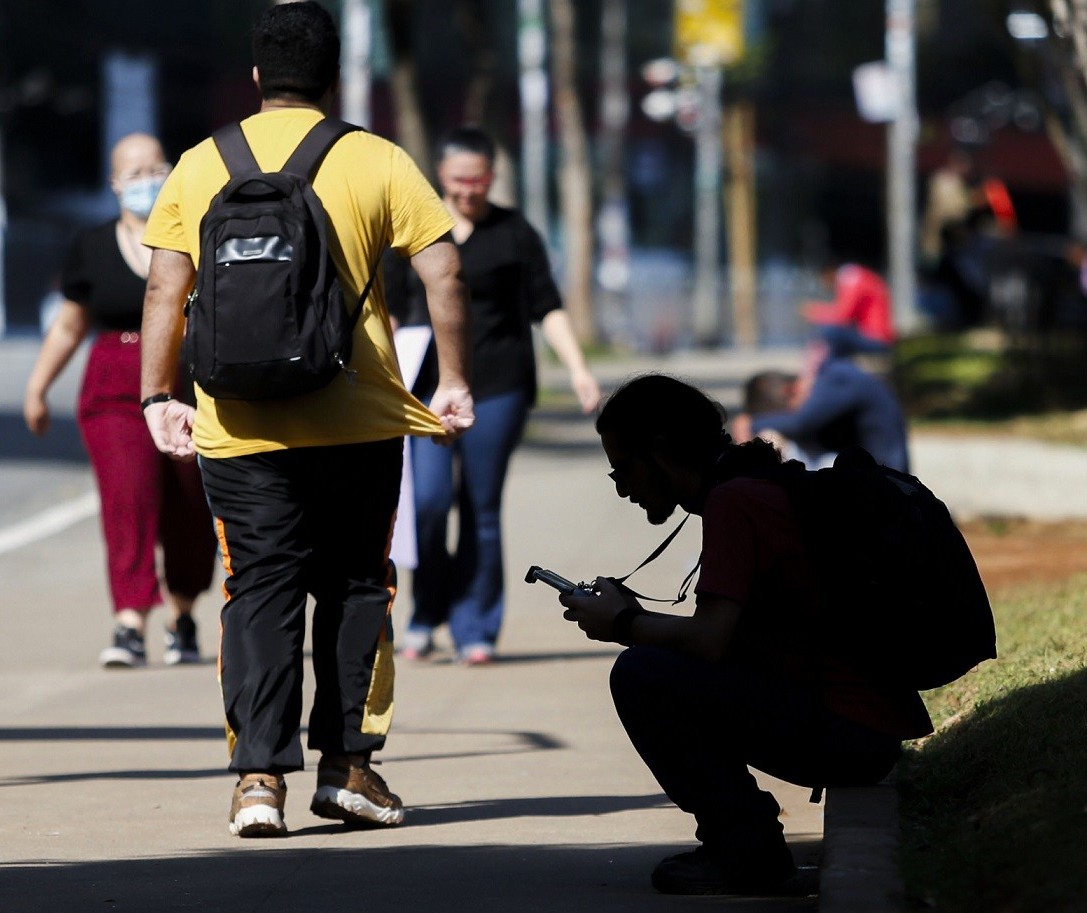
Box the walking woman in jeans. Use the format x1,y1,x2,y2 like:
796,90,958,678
23,133,217,668
386,125,600,664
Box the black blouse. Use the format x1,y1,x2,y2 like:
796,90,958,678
385,204,562,403
61,221,146,332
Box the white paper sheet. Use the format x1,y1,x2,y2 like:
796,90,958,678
389,326,433,570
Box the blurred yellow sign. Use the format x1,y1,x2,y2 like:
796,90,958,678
675,0,745,67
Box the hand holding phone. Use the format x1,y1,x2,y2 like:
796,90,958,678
524,565,597,598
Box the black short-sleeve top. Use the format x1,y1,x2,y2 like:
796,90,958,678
384,204,563,403
61,221,145,332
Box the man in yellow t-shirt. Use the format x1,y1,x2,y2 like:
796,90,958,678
139,1,473,838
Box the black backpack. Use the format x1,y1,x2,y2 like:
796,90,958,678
763,448,997,691
182,118,376,401
621,447,997,692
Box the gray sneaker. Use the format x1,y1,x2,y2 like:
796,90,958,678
99,626,147,668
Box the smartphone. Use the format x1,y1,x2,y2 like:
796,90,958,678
524,565,595,597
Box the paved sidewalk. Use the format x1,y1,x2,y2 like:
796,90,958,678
2,336,1083,913
0,409,822,913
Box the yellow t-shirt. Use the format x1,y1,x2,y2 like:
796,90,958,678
143,108,454,458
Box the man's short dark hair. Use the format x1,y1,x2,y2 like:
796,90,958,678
743,371,797,415
252,2,340,104
435,126,496,165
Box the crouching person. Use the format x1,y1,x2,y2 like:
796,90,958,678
559,374,933,896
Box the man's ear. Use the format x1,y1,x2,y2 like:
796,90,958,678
318,70,340,115
252,66,261,93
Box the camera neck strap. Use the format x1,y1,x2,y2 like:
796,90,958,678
612,513,700,605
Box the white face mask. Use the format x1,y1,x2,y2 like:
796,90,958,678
118,176,166,218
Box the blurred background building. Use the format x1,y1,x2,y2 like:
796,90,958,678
0,0,1078,346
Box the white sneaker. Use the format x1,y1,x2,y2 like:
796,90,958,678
459,644,494,666
99,626,147,668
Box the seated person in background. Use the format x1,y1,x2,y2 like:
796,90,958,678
803,260,895,357
734,370,814,466
731,341,910,472
558,374,932,896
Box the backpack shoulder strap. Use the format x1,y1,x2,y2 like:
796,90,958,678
211,123,260,178
284,119,371,333
282,118,362,180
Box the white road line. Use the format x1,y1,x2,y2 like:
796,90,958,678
0,491,100,556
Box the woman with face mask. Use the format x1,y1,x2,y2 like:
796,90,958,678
23,132,218,669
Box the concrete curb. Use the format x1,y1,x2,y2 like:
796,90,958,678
819,783,908,913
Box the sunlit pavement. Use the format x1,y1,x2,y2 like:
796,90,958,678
2,336,1082,912
0,338,825,913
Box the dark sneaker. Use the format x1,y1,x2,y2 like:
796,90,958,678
651,843,797,896
228,774,287,837
310,754,404,827
164,614,201,665
99,626,147,668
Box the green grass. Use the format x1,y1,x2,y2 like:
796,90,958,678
898,574,1087,913
912,410,1087,448
893,330,1087,422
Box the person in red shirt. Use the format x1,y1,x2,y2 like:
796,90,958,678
803,261,895,356
558,374,931,897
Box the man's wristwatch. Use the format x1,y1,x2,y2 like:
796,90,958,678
140,393,174,411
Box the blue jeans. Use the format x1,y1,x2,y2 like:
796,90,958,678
817,324,892,358
409,389,530,650
610,646,901,851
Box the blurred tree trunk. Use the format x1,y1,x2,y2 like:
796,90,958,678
726,101,759,347
594,0,632,346
1051,0,1087,107
386,0,431,177
549,0,594,342
1047,0,1087,237
455,0,517,206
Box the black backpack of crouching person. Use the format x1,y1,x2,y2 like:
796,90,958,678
182,118,376,400
764,447,997,691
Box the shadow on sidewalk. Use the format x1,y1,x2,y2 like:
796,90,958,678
404,649,622,667
0,412,86,464
3,841,820,913
403,793,673,827
520,436,602,456
2,766,226,787
521,406,602,455
0,725,574,787
0,725,224,741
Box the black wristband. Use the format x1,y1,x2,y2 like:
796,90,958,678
611,605,644,646
140,393,173,411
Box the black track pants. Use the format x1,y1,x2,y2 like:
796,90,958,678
199,438,403,774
